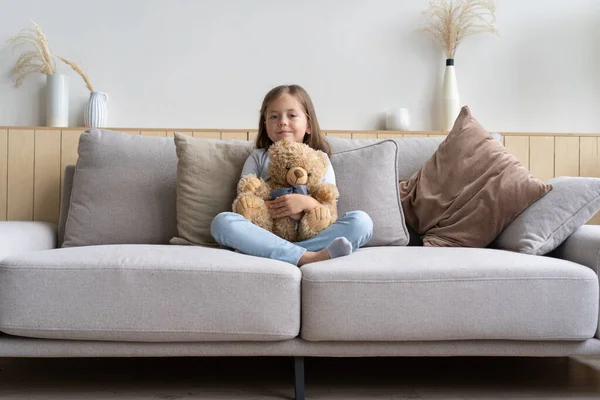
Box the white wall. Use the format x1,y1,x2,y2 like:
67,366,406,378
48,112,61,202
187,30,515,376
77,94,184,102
1,0,599,132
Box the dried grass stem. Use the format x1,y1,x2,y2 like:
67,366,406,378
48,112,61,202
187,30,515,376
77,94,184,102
8,20,56,86
58,57,95,92
421,0,499,59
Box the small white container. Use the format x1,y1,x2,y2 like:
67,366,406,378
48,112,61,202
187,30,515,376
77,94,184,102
385,108,410,131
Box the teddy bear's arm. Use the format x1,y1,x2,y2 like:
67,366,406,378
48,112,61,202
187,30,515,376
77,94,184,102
237,174,261,195
253,181,272,201
299,183,340,240
310,183,339,224
237,174,272,200
311,183,339,205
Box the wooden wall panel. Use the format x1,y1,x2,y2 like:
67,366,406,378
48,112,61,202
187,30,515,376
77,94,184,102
0,127,599,226
0,130,7,221
193,131,221,139
352,132,377,140
554,136,580,177
7,129,34,220
504,136,530,169
377,132,403,139
34,130,61,223
325,132,352,138
580,137,600,224
529,136,555,182
221,132,248,141
580,137,599,177
60,129,81,176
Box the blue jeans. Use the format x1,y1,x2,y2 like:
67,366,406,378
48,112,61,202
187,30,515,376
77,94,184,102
211,211,373,265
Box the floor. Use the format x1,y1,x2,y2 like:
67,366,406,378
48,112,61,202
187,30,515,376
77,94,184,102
1,356,600,399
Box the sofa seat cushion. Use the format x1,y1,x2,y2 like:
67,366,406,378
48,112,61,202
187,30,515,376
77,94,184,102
0,245,301,342
300,247,599,341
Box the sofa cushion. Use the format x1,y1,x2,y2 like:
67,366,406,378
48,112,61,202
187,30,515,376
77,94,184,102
62,129,178,247
0,245,301,342
496,177,600,255
171,132,252,247
300,247,598,341
399,106,552,248
331,140,408,246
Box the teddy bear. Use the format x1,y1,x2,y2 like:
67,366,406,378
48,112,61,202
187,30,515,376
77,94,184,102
232,139,339,242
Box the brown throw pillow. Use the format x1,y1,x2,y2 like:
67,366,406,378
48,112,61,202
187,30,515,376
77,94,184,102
170,132,252,247
399,106,552,248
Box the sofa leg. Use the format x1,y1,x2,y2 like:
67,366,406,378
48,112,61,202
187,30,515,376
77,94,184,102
293,356,305,400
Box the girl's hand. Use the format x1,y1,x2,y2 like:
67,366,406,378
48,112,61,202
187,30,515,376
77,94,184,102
266,194,320,220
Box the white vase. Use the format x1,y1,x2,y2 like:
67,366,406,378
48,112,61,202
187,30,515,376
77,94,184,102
84,91,109,128
442,59,460,132
46,74,69,127
385,108,410,131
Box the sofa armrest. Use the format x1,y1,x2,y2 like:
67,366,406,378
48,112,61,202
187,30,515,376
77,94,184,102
554,225,600,273
553,225,600,339
0,221,58,261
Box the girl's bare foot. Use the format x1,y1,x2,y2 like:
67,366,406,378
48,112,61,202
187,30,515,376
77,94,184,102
298,249,330,266
298,249,331,267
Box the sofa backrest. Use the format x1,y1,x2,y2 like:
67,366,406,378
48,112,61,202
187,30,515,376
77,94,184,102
57,131,448,247
58,165,75,247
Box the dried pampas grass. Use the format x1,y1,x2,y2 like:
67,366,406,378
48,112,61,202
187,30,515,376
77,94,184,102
8,20,56,87
58,57,95,92
421,0,499,59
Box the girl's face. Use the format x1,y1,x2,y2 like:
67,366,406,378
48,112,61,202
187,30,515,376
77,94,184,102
265,94,311,144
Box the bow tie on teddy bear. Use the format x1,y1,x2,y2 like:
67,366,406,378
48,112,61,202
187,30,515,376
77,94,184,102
270,185,308,200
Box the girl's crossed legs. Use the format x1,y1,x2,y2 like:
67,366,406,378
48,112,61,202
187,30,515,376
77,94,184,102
210,211,373,265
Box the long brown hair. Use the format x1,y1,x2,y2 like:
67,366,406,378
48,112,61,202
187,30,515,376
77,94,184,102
255,84,331,156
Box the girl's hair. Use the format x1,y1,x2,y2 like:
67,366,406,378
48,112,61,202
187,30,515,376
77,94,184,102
255,84,331,156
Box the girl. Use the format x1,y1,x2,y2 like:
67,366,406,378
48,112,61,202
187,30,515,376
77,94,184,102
211,84,373,266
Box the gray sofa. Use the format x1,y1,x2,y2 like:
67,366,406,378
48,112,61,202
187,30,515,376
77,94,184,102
0,133,599,400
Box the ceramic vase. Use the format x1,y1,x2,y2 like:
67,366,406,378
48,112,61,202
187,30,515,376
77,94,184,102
46,74,69,127
84,91,109,128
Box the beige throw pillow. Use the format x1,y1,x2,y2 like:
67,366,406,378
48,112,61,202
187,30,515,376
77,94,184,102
170,132,252,246
399,106,552,248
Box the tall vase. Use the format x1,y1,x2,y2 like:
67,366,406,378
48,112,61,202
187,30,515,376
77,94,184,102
84,91,109,128
46,74,69,127
442,58,460,132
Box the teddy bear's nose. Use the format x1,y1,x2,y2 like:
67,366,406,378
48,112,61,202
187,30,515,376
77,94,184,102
294,169,304,178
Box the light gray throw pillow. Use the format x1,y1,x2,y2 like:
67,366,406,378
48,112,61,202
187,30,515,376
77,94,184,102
62,129,178,247
328,136,445,181
331,140,409,247
496,176,600,255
